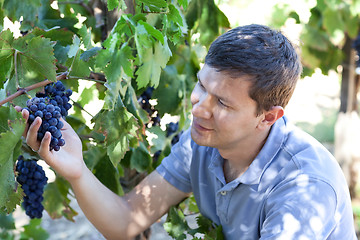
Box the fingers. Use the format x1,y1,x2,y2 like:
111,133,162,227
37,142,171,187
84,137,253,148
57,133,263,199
26,116,42,151
38,131,52,162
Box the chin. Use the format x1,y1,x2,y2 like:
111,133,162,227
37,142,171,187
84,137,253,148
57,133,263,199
190,128,214,147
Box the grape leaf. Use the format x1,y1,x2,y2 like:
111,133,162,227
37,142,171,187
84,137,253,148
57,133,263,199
153,66,183,116
2,185,23,214
135,38,172,88
148,126,167,152
101,44,134,108
130,142,152,172
138,0,167,8
0,30,14,86
323,8,345,35
93,97,139,167
0,158,17,214
80,47,101,61
0,110,25,213
123,85,148,131
68,50,91,78
0,211,16,229
68,35,80,58
0,118,25,166
168,4,184,27
15,36,57,82
43,179,78,221
94,154,123,195
135,24,153,62
164,206,189,239
178,0,189,10
138,20,164,44
78,25,92,50
3,0,41,23
107,0,127,11
31,27,74,46
22,218,49,240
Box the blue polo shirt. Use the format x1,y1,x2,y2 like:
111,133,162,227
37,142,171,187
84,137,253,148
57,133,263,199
156,116,356,239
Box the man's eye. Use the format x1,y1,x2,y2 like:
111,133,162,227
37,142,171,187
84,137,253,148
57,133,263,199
218,99,228,108
198,81,205,89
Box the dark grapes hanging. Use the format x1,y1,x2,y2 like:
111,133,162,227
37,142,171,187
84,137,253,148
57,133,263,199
138,87,161,127
23,81,72,151
15,155,48,219
166,122,183,146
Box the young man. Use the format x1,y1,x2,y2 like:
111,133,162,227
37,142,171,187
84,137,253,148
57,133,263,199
19,24,356,239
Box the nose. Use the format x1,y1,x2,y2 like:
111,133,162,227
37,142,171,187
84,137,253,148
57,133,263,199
191,88,212,119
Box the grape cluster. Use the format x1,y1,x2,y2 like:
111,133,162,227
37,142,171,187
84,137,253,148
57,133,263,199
166,122,183,146
24,81,72,151
15,156,48,219
138,87,161,127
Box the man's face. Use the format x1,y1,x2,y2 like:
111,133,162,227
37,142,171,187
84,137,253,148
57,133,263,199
190,64,264,152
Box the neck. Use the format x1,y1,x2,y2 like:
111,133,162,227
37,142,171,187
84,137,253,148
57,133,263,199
220,129,270,182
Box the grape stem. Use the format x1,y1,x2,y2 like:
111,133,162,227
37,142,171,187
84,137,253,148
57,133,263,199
0,72,68,106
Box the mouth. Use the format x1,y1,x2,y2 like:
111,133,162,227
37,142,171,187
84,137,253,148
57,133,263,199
192,120,212,132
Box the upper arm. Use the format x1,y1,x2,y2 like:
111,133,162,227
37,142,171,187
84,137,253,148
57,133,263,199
123,170,190,237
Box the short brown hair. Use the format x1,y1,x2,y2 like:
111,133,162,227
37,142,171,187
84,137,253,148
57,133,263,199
205,24,302,116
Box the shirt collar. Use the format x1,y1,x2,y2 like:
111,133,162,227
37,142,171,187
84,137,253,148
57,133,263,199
238,116,287,185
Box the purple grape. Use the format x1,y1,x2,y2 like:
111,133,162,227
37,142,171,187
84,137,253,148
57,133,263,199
15,156,47,219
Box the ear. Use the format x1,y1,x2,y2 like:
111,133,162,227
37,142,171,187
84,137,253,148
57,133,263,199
257,106,284,130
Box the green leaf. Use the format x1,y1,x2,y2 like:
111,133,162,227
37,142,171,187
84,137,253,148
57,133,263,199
22,218,49,240
323,8,345,35
138,0,167,8
135,24,153,62
148,126,167,152
130,142,152,172
0,30,14,87
138,20,164,44
68,35,81,58
0,110,24,213
78,25,93,50
168,4,184,27
14,35,57,82
178,0,189,10
0,212,16,229
3,0,41,23
0,159,17,214
153,66,183,116
68,51,91,78
94,154,123,195
135,38,172,88
289,11,300,24
0,119,25,166
300,27,329,51
108,0,119,11
2,185,23,214
93,97,139,167
164,206,189,239
43,178,78,221
80,47,101,61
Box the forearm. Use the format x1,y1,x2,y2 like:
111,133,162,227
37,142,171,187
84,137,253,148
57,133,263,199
69,166,136,240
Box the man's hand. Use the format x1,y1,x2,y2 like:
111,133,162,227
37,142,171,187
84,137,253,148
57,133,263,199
15,106,85,182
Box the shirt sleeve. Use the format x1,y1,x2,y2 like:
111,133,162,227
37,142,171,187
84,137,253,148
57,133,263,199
156,128,193,193
260,176,342,239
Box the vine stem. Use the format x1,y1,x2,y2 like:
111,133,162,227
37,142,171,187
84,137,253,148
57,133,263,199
0,72,68,106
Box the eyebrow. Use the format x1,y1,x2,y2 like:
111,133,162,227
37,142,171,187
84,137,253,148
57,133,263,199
196,73,234,106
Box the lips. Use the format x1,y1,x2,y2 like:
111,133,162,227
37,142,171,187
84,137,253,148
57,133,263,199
192,119,212,131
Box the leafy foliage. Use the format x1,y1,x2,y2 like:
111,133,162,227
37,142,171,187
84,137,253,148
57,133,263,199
269,0,360,76
0,0,230,238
